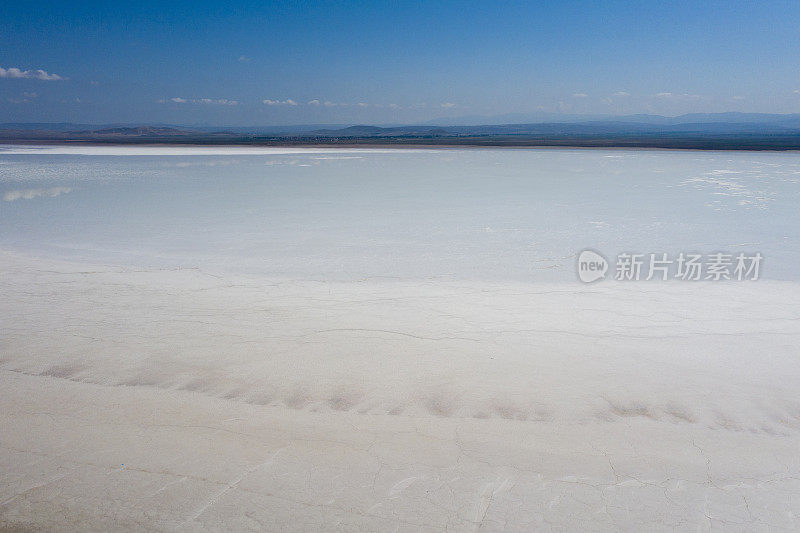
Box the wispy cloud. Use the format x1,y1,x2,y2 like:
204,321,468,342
4,187,72,202
167,98,410,109
197,98,238,105
655,92,700,100
238,55,251,63
612,91,630,97
440,102,456,108
0,66,65,81
305,99,397,108
572,93,588,98
7,91,39,104
263,98,297,106
159,97,238,105
319,100,361,107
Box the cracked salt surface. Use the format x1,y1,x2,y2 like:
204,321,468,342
1,146,800,530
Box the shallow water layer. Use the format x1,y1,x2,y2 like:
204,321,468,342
2,146,800,281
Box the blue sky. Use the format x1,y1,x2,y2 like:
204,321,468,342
2,0,800,125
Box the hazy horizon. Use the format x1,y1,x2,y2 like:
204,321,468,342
8,110,800,131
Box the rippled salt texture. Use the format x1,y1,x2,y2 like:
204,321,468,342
2,146,799,281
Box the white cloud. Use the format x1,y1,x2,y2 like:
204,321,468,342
794,89,800,94
731,95,745,101
8,91,39,104
612,91,630,97
4,187,72,202
238,55,251,63
263,98,298,106
655,92,700,100
161,97,237,105
440,102,455,108
0,66,65,81
197,98,238,105
572,93,588,98
292,99,401,109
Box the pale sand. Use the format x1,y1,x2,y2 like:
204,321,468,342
1,249,800,530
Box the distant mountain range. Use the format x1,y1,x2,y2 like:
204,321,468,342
419,111,800,128
4,113,800,150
